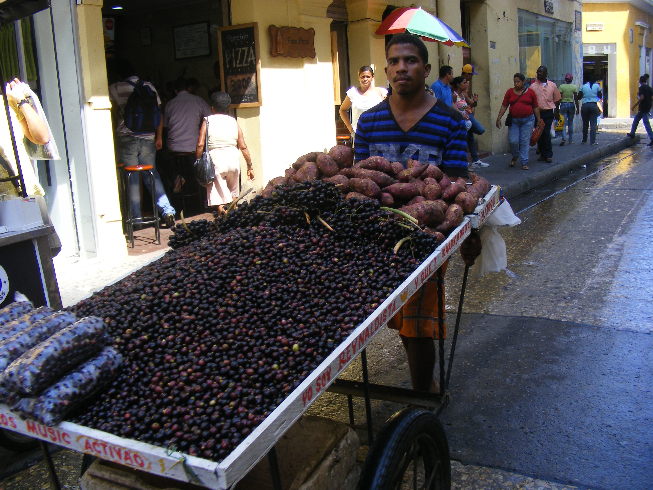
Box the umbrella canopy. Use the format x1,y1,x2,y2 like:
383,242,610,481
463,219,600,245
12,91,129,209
375,7,469,48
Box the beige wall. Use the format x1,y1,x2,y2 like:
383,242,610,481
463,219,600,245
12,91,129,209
77,0,127,259
583,3,653,118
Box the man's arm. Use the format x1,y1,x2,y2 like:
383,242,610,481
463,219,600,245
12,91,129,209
440,119,470,178
155,112,163,150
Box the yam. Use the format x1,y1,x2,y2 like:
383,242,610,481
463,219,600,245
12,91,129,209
316,153,339,177
435,204,464,233
383,182,421,201
269,176,288,186
423,177,438,186
455,192,479,214
285,168,297,179
470,173,491,195
432,200,449,215
355,169,397,188
390,161,405,175
397,164,427,182
407,158,422,168
322,174,350,190
424,227,446,244
261,183,275,198
345,191,373,201
399,200,445,226
356,156,393,174
467,186,483,200
292,152,318,170
328,145,354,169
413,179,426,195
349,178,381,198
442,182,466,201
293,162,319,182
339,167,356,178
406,195,426,206
421,164,444,181
455,177,469,187
439,175,452,192
380,193,394,207
423,183,442,201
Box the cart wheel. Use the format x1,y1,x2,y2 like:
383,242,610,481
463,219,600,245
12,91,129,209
0,428,39,452
356,407,451,490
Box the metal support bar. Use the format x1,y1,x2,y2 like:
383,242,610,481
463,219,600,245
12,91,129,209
436,268,446,396
347,394,355,425
267,446,283,490
40,441,61,490
446,264,470,389
328,379,441,408
360,349,374,445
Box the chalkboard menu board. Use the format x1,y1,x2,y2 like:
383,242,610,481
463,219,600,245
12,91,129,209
218,23,262,108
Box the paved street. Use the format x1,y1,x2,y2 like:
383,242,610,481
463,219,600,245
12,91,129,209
1,127,651,489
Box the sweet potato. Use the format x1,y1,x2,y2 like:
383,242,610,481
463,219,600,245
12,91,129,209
316,153,339,177
346,191,373,201
261,183,275,198
432,199,449,215
390,161,405,175
455,192,479,214
397,164,427,182
292,152,318,170
380,192,394,207
407,158,422,168
424,227,446,243
356,156,393,174
269,176,288,186
339,167,356,178
285,168,297,179
439,175,452,192
455,177,469,187
423,183,442,201
383,182,421,201
423,177,438,186
435,204,464,233
399,200,445,226
442,182,466,201
349,178,381,198
322,174,350,191
470,173,491,195
406,195,426,206
421,164,444,181
293,162,319,182
467,186,483,200
356,169,396,188
328,145,354,169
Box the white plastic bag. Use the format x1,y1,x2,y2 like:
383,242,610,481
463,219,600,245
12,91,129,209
550,124,556,139
14,83,60,160
485,200,521,227
471,226,508,277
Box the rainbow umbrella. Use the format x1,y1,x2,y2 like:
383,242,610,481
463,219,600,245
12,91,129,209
375,7,469,47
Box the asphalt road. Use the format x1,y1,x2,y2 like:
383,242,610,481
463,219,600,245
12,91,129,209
309,143,653,489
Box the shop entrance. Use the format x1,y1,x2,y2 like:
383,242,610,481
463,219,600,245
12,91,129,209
328,0,350,144
583,55,609,117
582,43,616,118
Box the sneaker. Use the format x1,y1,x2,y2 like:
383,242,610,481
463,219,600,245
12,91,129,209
164,213,175,228
471,160,490,168
591,142,599,146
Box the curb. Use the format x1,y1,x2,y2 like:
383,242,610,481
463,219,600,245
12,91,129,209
501,135,640,200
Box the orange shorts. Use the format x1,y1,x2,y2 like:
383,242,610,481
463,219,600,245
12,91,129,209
387,260,448,339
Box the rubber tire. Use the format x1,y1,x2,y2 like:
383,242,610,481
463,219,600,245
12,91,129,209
356,407,451,490
0,428,39,452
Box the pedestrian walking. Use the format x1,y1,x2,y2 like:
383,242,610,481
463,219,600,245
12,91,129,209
578,74,603,145
558,73,579,145
529,66,561,163
495,73,541,170
627,74,653,145
339,65,388,145
459,64,489,167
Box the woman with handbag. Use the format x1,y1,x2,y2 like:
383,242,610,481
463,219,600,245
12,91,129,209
496,73,541,170
196,91,254,213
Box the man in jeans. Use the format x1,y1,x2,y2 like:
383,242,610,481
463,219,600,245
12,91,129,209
530,66,561,163
109,60,176,228
627,74,653,146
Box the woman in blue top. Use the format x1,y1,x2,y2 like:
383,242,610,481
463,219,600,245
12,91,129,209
577,75,602,145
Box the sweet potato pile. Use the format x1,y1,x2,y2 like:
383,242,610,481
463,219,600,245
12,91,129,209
262,146,492,242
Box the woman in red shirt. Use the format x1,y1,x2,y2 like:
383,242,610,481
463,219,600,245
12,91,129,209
496,73,541,170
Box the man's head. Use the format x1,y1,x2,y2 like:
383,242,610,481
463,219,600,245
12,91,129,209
187,78,200,94
115,59,136,80
536,66,548,82
174,77,188,93
439,65,453,84
461,63,477,82
385,34,431,96
640,74,649,85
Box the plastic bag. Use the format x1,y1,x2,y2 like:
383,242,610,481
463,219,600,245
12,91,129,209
471,226,508,277
1,316,108,395
0,311,76,373
193,151,215,186
485,200,521,227
530,120,545,146
12,347,122,426
14,82,60,160
0,301,33,327
0,306,54,342
550,124,556,139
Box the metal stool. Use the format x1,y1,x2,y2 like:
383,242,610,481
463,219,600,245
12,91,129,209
119,164,160,248
336,135,351,147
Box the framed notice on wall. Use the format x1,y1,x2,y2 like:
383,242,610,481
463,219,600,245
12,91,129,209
218,23,262,108
174,22,211,59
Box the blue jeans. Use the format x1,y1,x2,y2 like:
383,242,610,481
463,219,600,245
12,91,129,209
630,110,653,140
467,113,485,161
581,102,601,144
116,136,175,219
559,102,576,142
508,114,534,165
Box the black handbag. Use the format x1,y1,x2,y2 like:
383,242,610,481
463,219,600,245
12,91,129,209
505,89,527,127
193,118,215,186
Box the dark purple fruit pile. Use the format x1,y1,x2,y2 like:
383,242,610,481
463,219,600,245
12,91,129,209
70,182,440,462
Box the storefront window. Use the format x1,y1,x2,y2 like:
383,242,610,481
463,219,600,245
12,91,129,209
518,10,573,86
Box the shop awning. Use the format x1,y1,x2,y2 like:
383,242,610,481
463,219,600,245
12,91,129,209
0,0,50,23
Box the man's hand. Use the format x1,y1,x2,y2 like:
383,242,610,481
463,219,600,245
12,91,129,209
155,136,163,150
460,231,482,266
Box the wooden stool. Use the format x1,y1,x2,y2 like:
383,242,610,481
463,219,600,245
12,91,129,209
119,164,160,248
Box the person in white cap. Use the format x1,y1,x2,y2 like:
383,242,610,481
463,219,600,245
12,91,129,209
459,64,488,168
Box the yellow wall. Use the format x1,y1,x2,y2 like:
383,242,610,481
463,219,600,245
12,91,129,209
583,3,653,118
77,0,127,259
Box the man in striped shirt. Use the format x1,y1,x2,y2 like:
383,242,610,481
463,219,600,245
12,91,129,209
354,34,470,395
354,35,469,178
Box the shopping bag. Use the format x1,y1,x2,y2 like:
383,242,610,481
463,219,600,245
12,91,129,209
530,120,545,147
470,226,508,277
20,84,60,160
193,152,215,186
485,200,521,227
550,124,556,139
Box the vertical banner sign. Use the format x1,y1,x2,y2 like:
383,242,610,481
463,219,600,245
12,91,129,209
218,23,262,108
